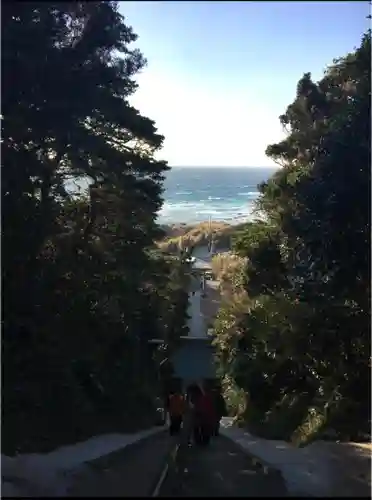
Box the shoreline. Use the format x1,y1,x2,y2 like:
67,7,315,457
157,207,265,230
157,212,256,228
158,216,264,236
157,215,252,226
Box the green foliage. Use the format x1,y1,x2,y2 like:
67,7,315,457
212,32,371,443
2,2,189,454
233,223,289,297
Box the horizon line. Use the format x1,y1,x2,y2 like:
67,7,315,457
168,165,279,168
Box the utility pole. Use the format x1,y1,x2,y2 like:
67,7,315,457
208,216,212,254
208,215,215,256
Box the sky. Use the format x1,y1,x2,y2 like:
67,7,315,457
118,1,370,167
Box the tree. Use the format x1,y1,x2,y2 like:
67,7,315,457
2,2,190,454
212,31,371,442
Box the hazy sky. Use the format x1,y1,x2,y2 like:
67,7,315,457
119,1,370,167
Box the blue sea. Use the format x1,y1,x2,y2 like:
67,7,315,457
158,167,278,225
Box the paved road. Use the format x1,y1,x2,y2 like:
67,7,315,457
68,431,174,497
159,435,288,497
193,258,212,271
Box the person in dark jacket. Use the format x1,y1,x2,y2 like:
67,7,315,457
212,387,227,436
186,384,207,445
198,387,215,445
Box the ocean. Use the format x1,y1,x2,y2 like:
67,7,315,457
158,167,278,225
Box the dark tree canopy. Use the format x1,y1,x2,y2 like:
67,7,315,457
213,32,371,443
2,2,189,454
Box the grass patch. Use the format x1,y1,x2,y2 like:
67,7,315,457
157,222,246,254
291,406,327,447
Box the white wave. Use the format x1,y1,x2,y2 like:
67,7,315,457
157,196,259,225
207,196,221,200
237,191,259,196
195,209,221,216
174,191,193,195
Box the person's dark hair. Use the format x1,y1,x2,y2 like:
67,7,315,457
187,383,202,403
